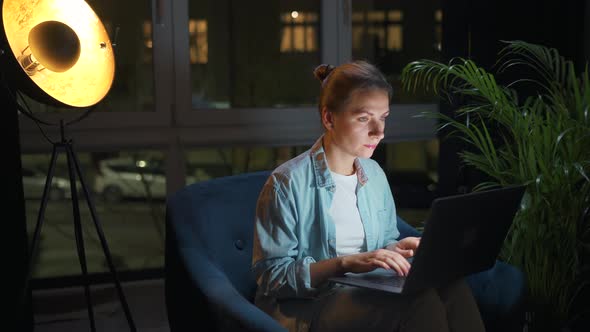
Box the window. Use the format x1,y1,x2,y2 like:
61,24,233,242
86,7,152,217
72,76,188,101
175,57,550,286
142,21,153,63
434,9,443,52
187,0,321,109
280,11,318,53
22,150,166,278
379,140,440,228
189,19,208,64
352,0,441,103
352,10,403,52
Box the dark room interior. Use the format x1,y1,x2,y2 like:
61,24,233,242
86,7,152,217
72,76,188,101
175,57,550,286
7,0,589,331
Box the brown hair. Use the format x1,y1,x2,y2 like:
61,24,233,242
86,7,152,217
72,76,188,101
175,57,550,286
313,60,392,114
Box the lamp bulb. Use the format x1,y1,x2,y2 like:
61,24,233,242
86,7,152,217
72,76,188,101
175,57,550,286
18,52,42,76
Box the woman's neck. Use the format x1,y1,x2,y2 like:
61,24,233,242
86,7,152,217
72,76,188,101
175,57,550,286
322,134,356,175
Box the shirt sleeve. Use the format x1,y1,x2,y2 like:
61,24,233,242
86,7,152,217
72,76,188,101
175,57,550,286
251,173,317,299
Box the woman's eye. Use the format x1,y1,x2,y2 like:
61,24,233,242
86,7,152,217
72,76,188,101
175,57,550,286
358,117,368,122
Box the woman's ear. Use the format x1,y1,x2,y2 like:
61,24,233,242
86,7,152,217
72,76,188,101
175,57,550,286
321,107,334,130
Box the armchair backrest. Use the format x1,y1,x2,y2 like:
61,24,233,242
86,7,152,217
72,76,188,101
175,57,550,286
166,170,270,297
165,171,272,331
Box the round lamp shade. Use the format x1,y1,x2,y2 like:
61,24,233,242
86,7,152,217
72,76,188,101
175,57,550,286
2,0,115,107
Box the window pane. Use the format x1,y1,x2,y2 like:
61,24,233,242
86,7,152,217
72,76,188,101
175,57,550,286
367,10,385,22
293,26,305,52
377,140,440,228
434,9,443,52
352,12,364,22
388,10,403,21
23,150,165,278
306,26,317,52
352,1,441,103
387,25,403,51
19,0,155,114
352,26,364,51
367,27,386,50
185,145,311,185
435,9,443,22
189,19,209,64
280,27,292,53
188,0,320,109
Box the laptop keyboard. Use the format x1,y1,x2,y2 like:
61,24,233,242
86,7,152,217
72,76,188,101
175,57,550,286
366,275,406,288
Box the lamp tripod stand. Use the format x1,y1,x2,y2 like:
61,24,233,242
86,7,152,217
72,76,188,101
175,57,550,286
1,0,134,330
25,119,136,332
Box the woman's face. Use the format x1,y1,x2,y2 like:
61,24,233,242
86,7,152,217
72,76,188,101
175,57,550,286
325,89,390,160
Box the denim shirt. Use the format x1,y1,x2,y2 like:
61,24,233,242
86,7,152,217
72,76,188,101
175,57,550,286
252,136,400,302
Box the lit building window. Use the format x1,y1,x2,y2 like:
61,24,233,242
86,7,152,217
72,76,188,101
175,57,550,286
143,21,153,49
189,19,208,64
352,9,403,52
280,11,318,53
434,9,443,51
142,21,152,63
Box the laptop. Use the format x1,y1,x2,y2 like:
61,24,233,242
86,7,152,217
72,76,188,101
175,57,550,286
328,185,525,295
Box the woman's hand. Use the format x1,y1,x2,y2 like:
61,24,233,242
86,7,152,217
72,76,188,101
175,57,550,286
340,249,411,276
310,247,413,287
390,236,420,258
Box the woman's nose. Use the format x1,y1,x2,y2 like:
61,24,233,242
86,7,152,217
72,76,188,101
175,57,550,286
370,120,385,139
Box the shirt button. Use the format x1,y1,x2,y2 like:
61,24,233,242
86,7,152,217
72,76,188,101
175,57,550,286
328,239,335,246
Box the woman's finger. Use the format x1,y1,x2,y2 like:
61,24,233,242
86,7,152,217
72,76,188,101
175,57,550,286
395,248,414,258
389,260,404,276
383,257,406,276
392,254,412,275
368,257,391,270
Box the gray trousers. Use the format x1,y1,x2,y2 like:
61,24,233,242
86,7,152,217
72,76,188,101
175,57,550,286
310,278,485,332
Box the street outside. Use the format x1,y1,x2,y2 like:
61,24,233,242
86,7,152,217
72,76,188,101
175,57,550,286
25,198,166,279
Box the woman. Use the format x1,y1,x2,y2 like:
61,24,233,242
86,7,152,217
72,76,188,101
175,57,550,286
252,61,485,332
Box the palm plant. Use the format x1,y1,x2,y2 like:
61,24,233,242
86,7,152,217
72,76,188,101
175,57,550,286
400,40,590,330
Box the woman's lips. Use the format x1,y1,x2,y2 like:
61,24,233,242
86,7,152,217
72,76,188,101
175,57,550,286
364,144,377,149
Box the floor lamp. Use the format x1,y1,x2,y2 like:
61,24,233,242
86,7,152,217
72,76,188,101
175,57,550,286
1,1,135,331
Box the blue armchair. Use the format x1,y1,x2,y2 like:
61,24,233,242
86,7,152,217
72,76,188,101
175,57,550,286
165,171,526,331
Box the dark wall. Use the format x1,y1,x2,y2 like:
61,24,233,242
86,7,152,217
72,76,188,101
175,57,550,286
2,0,33,327
4,82,33,330
437,0,588,196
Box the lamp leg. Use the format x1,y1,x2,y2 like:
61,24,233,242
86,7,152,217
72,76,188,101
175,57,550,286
66,142,137,332
22,144,59,311
64,142,97,332
23,136,136,332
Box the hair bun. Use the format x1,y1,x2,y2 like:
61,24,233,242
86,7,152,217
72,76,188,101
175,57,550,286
313,64,335,82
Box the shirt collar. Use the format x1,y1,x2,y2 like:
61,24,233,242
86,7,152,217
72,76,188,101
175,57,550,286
309,135,369,188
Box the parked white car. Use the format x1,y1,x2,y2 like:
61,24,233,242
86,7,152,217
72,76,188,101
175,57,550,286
22,167,71,201
93,157,231,203
93,158,169,203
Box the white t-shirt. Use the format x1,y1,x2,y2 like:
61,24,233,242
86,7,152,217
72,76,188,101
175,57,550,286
329,171,366,256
